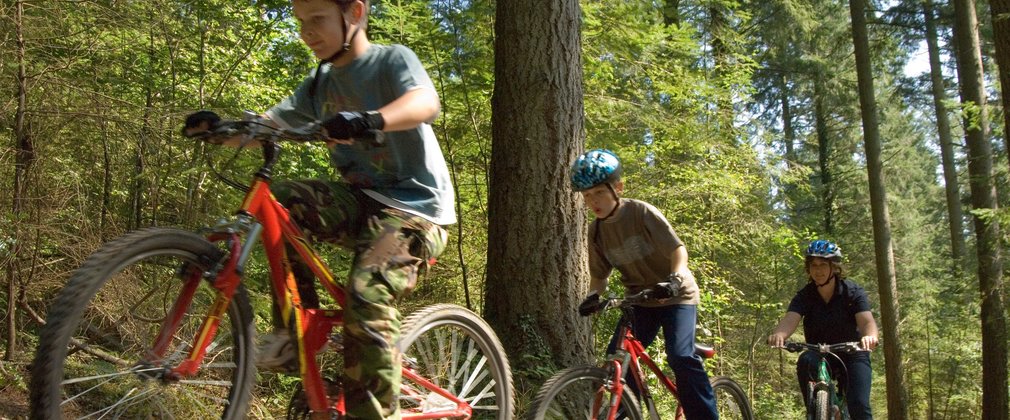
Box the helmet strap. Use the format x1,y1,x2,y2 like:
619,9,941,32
308,12,362,101
600,184,621,220
814,273,835,288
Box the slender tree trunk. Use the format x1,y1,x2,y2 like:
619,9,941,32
813,79,833,234
781,75,795,161
708,1,732,126
990,0,1010,174
487,0,592,391
663,0,681,27
6,0,33,361
952,0,1010,417
924,0,967,269
848,1,909,418
101,121,111,237
926,307,936,420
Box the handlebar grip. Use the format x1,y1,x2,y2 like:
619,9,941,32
356,129,385,148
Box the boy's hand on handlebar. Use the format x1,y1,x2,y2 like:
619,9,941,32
577,292,603,317
322,111,384,140
652,272,685,300
182,110,222,138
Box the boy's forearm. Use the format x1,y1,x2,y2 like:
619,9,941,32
377,87,440,131
589,277,607,295
670,245,689,274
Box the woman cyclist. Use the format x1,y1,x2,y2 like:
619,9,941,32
767,240,879,419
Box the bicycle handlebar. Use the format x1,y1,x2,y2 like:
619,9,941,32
600,286,668,312
782,341,867,354
189,119,385,148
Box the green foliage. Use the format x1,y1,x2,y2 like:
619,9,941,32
0,0,1000,416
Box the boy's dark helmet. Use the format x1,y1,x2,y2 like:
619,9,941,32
570,149,622,191
805,239,842,262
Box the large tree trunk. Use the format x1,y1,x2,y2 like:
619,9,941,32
848,1,909,418
924,0,967,269
952,0,1010,417
988,0,1010,175
487,0,592,392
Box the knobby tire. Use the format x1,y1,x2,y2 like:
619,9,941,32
527,365,643,420
710,375,754,420
814,388,830,420
30,228,255,420
397,304,515,419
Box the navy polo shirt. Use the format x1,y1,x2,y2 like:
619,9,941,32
787,278,872,344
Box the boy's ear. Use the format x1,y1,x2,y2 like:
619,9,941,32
348,0,366,22
614,180,624,194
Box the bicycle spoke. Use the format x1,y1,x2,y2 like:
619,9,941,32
398,305,514,419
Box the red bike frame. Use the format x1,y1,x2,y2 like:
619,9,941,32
601,321,717,420
147,174,473,418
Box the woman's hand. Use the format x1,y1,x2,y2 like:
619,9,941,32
767,333,787,348
860,335,879,351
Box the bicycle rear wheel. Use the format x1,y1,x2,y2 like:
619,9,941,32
30,228,255,419
527,366,643,420
710,376,753,420
397,304,515,419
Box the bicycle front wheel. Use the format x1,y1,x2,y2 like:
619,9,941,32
813,388,830,420
397,304,515,419
30,228,255,420
710,376,753,420
527,366,643,420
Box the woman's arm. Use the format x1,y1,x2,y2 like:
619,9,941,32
768,312,802,347
855,311,879,350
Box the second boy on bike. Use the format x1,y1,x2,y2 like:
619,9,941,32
571,149,719,419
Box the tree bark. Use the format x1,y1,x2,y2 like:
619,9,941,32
487,0,592,391
987,0,1010,176
6,0,34,361
924,0,967,269
663,0,681,27
813,78,833,235
848,0,909,418
952,0,1010,417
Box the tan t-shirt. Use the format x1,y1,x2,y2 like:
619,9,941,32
589,199,700,306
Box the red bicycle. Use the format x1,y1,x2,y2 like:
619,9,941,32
527,287,752,420
30,119,515,419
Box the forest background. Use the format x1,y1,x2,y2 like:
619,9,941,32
1,0,1008,418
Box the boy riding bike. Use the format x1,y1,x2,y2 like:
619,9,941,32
571,149,719,419
185,0,454,418
767,240,879,419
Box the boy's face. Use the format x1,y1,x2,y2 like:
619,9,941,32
580,182,621,219
293,0,351,60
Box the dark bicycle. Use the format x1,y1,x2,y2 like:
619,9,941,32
783,341,868,420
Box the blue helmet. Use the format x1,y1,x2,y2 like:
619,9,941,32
805,239,842,261
570,149,622,191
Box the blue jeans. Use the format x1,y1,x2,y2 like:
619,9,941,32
796,350,873,420
605,304,719,420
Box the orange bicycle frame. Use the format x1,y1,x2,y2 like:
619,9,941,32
153,171,472,417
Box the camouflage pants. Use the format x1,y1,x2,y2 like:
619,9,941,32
272,180,448,419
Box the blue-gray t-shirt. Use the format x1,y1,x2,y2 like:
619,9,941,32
266,44,456,225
